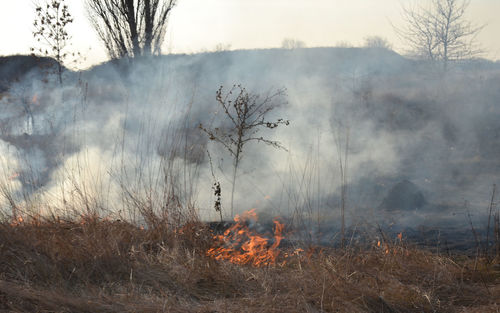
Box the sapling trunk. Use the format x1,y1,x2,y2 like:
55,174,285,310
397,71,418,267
230,160,238,219
57,61,63,86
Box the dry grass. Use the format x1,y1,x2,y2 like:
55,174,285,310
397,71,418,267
0,217,499,313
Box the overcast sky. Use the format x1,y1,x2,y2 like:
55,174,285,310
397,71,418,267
1,0,499,68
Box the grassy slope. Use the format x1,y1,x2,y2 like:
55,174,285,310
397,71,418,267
0,217,499,313
1,49,500,312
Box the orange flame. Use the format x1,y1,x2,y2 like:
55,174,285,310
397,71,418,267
32,94,38,105
207,209,284,267
10,216,24,226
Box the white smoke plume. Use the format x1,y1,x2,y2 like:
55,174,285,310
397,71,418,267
0,49,499,233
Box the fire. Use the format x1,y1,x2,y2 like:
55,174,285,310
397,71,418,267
207,209,285,267
377,232,407,256
32,94,38,105
8,172,20,180
10,216,24,226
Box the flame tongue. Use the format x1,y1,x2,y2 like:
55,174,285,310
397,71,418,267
207,209,284,266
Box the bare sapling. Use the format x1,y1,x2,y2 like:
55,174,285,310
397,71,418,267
200,85,289,218
32,0,75,85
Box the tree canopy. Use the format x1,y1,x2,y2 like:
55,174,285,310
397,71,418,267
86,0,176,59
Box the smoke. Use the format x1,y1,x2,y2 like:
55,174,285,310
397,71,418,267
0,49,499,232
0,140,23,209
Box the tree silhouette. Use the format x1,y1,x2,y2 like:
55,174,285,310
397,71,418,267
200,85,289,218
86,0,176,59
396,0,484,70
32,0,74,85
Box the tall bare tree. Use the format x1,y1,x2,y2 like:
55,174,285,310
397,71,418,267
396,0,484,70
85,0,176,59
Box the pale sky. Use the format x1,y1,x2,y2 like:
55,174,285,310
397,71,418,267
1,0,499,69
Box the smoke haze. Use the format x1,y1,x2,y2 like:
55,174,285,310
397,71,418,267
1,48,499,234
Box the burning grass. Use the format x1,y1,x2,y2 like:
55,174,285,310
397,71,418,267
0,213,499,312
206,209,285,267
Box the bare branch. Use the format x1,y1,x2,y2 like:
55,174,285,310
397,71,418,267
200,85,289,218
85,0,176,59
394,0,485,68
32,0,74,84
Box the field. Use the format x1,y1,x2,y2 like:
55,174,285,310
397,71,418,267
1,0,500,310
0,213,499,313
1,49,500,312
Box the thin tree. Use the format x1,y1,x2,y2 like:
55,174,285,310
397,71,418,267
85,0,176,59
396,0,484,70
31,0,74,85
200,85,289,219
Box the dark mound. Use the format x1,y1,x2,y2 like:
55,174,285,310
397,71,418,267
379,179,427,211
0,55,59,92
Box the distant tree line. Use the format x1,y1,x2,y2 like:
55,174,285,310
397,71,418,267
30,0,486,72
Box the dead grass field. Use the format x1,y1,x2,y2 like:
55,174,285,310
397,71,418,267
0,215,499,313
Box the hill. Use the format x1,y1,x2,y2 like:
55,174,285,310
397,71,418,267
1,47,500,229
0,55,62,93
